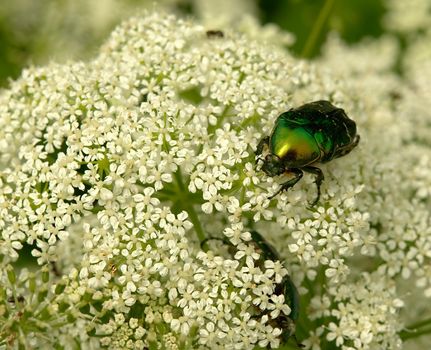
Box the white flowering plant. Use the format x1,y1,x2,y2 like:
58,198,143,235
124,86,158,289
0,9,430,350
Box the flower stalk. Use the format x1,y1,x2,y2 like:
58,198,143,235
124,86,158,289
302,0,336,57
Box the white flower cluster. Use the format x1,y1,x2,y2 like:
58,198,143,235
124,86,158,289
383,0,431,33
309,14,431,348
306,273,403,350
0,13,301,349
1,8,430,350
0,0,291,80
0,0,152,66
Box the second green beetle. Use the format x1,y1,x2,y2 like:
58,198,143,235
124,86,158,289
256,100,360,206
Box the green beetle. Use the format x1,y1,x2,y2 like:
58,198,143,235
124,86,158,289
202,231,302,347
256,100,360,206
250,231,302,347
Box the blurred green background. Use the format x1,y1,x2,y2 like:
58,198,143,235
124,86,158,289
259,0,385,56
0,0,389,88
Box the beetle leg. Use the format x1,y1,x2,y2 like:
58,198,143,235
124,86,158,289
293,335,305,348
302,166,324,206
255,136,270,164
268,168,303,199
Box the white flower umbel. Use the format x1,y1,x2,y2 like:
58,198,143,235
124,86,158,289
383,0,431,33
0,13,299,349
1,11,429,350
315,20,431,349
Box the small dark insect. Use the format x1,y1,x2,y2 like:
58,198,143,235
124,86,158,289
256,100,360,206
206,30,224,38
389,91,402,100
7,295,25,303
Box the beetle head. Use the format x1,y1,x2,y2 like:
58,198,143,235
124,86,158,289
262,154,284,177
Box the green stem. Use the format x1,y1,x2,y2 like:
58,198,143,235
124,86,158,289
301,0,336,58
405,316,431,330
401,327,431,341
173,169,207,245
400,316,431,341
297,278,315,338
185,201,207,244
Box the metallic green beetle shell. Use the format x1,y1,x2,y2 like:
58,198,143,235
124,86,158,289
255,100,359,206
277,275,300,322
250,231,300,326
270,118,321,168
269,100,358,166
